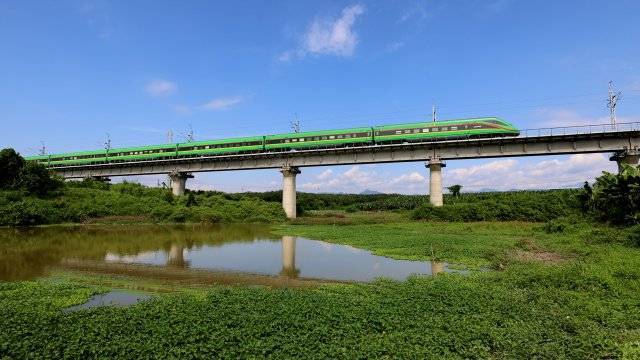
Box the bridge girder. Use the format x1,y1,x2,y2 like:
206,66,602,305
52,131,640,179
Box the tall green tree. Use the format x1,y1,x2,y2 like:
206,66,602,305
0,148,25,188
447,184,463,197
17,162,62,196
584,164,640,225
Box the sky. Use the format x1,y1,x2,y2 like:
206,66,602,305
1,0,640,194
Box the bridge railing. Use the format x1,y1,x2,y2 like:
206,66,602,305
518,121,640,138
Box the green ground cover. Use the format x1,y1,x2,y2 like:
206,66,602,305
1,221,639,358
0,181,286,226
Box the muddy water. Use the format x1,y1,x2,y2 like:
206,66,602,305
0,224,453,284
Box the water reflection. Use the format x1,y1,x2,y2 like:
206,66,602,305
0,225,458,284
63,290,152,312
280,236,299,278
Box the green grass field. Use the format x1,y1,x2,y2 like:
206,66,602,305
1,220,639,358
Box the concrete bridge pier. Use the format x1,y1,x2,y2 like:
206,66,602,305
611,149,640,172
169,172,193,196
426,159,446,207
281,166,301,219
280,236,299,278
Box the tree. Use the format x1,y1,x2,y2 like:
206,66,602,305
447,184,463,197
583,164,640,225
0,148,25,189
16,162,62,196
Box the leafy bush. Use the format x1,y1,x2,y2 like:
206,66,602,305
0,148,61,196
411,190,580,222
580,165,640,225
625,225,640,247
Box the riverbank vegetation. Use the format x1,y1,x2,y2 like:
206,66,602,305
2,148,639,230
0,180,285,226
2,221,639,358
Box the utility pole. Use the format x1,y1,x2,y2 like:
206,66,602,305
38,141,46,156
167,129,174,143
104,133,112,161
290,113,301,133
432,104,437,122
607,81,622,125
185,124,194,142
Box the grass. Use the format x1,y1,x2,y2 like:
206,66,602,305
277,221,538,267
1,219,640,358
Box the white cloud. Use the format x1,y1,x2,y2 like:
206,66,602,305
145,79,177,97
317,169,334,180
200,96,244,111
171,104,192,115
398,2,427,23
390,171,425,184
535,108,640,128
279,4,365,61
445,155,616,192
448,159,517,178
385,41,404,53
298,153,618,195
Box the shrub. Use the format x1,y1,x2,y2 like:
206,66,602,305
580,165,640,225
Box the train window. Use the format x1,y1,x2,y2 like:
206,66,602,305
344,134,351,138
395,130,402,135
474,125,481,128
423,128,429,132
314,137,320,141
322,136,327,140
404,130,411,134
442,127,448,131
292,139,298,142
451,126,457,130
329,135,335,139
298,138,304,142
413,129,420,133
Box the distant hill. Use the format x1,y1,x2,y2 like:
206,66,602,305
360,189,384,195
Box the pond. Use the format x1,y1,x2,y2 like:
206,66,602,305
0,224,456,284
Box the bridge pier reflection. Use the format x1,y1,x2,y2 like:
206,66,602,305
167,244,188,268
280,236,299,278
430,261,445,276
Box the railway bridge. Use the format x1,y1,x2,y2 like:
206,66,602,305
50,122,640,218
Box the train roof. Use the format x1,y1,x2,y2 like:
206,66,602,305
265,126,372,139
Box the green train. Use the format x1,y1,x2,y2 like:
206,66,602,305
25,117,518,167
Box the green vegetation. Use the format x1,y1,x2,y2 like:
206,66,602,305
447,184,463,197
411,189,582,222
0,180,285,226
0,148,62,196
1,221,640,358
580,164,640,225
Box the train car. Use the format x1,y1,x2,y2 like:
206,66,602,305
264,127,372,151
46,149,108,167
373,117,518,144
175,136,264,158
24,154,50,165
107,143,178,163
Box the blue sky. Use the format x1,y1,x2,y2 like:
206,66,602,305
2,0,640,193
